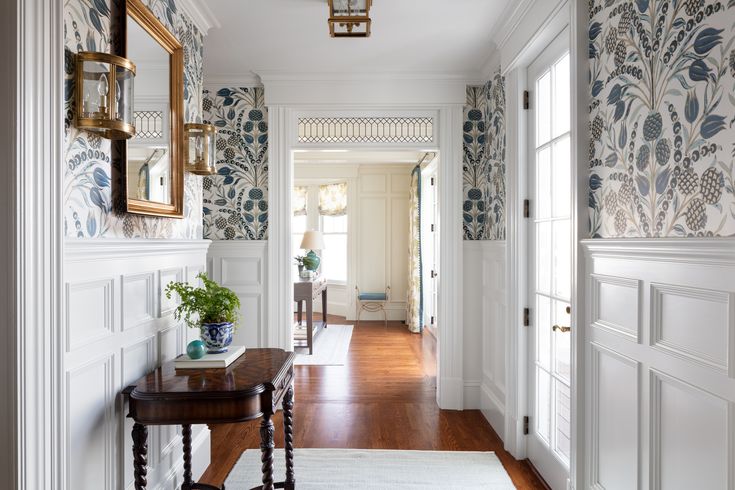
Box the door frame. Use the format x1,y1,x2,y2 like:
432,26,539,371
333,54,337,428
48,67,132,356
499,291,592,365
266,94,466,409
504,1,589,488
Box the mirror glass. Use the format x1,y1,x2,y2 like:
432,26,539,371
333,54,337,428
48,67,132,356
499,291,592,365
126,16,172,204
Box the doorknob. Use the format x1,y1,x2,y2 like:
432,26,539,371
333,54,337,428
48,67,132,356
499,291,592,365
552,325,571,333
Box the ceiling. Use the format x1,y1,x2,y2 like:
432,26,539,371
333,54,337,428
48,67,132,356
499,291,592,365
293,149,428,165
202,0,510,80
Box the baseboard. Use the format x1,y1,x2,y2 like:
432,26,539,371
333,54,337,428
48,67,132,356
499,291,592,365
437,376,464,410
463,380,481,409
480,383,505,441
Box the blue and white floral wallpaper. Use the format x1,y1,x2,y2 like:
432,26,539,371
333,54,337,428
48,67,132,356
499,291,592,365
202,87,268,240
589,0,735,237
463,73,506,240
64,0,204,238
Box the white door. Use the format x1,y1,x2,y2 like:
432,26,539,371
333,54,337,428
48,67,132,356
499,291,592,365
527,29,572,490
421,168,439,334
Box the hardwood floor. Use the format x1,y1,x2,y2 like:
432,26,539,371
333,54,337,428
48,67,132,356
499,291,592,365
199,314,547,489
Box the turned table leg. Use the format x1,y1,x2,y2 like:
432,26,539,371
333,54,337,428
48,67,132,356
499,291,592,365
132,423,148,490
283,385,295,490
182,424,193,490
260,413,275,490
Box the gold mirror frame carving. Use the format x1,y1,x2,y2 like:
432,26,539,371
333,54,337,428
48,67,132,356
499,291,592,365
123,0,184,218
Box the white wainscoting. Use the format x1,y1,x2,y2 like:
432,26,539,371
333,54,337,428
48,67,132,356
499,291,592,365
207,240,268,347
583,239,735,490
463,241,507,423
63,239,211,490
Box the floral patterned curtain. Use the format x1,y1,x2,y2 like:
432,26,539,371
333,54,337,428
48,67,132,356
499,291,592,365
406,166,423,333
319,182,347,216
293,186,308,216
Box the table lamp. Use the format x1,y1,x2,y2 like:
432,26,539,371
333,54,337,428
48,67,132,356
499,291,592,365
300,230,325,272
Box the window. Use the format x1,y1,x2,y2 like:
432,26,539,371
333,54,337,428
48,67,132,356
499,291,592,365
292,183,348,284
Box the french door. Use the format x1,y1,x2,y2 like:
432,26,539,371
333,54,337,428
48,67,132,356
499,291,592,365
526,29,572,490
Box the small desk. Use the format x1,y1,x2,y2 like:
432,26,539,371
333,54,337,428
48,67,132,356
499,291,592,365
125,348,295,490
294,276,327,355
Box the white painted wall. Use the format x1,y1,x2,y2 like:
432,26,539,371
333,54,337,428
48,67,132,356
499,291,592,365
63,239,211,490
583,239,735,490
294,163,413,322
463,241,507,415
207,240,268,348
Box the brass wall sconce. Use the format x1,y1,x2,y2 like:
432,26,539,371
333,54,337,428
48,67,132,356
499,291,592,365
184,123,217,175
328,0,372,37
75,51,136,140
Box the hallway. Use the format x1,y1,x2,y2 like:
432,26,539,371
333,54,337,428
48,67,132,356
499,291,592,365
201,315,546,489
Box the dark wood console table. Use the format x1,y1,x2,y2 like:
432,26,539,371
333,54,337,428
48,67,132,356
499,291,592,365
125,348,295,490
294,276,327,355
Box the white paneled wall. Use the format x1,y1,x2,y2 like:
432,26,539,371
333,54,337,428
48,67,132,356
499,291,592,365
63,239,211,490
463,241,506,416
207,240,268,348
583,239,735,490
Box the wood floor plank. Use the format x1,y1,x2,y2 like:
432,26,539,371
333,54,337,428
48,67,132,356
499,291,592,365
199,314,547,489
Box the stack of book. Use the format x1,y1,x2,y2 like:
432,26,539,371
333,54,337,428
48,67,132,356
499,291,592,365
174,345,246,369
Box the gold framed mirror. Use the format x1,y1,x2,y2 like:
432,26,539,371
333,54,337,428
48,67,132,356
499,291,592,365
123,0,184,217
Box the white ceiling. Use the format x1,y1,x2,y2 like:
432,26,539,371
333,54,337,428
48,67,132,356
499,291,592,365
201,0,510,81
293,149,427,165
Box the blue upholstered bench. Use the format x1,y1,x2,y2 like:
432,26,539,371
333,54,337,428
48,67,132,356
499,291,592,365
355,286,391,327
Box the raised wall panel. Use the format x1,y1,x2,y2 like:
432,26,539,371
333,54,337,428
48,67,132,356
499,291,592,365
66,278,115,352
158,325,181,364
590,344,639,490
651,284,731,373
66,354,115,490
390,196,409,304
590,274,640,340
360,174,386,193
221,257,261,288
233,293,262,347
121,272,155,331
358,197,387,292
391,173,411,193
159,268,183,317
651,371,729,490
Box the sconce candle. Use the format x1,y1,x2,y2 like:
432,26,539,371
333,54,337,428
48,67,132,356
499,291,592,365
184,123,217,175
75,51,136,140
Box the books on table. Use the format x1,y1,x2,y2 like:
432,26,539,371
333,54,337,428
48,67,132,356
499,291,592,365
174,345,246,369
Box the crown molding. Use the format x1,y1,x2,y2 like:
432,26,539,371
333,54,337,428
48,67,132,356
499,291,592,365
256,70,482,84
492,0,536,53
178,0,221,35
203,72,263,90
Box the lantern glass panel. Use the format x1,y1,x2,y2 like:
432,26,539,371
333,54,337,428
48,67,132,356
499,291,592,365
81,60,112,118
115,65,135,127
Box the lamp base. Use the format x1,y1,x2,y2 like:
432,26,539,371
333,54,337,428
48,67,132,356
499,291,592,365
303,250,320,271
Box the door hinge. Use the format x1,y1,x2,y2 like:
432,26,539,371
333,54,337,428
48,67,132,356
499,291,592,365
430,177,435,186
523,199,530,218
523,90,530,110
523,415,530,435
523,307,530,327
430,316,435,325
430,223,435,232
431,270,437,279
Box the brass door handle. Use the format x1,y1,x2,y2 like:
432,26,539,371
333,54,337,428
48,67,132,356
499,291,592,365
552,325,571,333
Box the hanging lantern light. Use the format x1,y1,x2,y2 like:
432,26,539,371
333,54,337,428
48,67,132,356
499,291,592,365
328,0,372,37
184,123,217,175
75,52,136,139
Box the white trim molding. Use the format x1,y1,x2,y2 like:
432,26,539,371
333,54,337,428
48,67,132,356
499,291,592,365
178,0,221,35
8,0,65,489
265,77,466,409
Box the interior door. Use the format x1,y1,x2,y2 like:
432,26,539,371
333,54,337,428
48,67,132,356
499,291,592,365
421,167,439,334
527,29,572,490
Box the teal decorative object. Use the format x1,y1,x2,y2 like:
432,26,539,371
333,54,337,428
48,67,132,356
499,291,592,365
303,250,320,271
186,339,206,360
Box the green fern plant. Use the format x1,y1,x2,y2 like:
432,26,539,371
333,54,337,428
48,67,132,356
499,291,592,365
165,273,241,328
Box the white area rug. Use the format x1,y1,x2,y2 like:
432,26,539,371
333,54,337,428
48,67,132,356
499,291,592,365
294,324,353,366
225,448,515,489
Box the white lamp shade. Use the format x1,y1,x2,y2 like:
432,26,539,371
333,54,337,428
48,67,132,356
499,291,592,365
300,230,325,250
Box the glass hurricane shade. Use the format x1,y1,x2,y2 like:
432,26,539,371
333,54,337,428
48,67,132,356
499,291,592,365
328,0,371,37
75,51,136,140
184,123,217,175
300,230,325,250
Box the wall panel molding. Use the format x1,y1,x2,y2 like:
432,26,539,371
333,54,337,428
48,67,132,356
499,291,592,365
63,239,211,489
583,238,735,490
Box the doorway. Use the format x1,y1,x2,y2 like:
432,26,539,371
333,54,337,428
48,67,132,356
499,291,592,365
526,29,572,489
